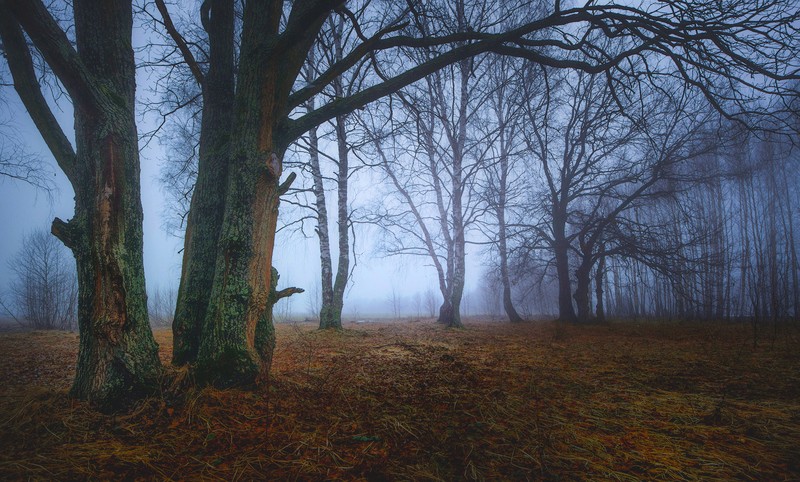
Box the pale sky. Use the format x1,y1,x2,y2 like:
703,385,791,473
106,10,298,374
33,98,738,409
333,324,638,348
0,18,490,319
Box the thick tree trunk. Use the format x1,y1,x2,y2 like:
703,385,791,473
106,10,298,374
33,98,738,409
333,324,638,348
194,121,282,386
66,126,161,409
192,0,293,385
438,300,454,326
554,237,577,323
57,1,161,410
172,0,235,364
194,145,281,386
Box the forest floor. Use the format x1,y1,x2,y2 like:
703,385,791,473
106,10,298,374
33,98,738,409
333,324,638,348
0,319,799,481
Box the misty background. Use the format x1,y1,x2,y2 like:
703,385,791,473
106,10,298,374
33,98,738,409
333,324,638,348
1,0,798,327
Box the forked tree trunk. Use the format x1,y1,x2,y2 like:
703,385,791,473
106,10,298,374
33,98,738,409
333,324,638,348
192,0,308,385
172,0,235,365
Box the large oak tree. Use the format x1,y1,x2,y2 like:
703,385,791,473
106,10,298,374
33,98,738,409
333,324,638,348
0,0,162,410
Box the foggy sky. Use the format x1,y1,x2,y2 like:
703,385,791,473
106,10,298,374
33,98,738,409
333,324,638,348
0,85,483,319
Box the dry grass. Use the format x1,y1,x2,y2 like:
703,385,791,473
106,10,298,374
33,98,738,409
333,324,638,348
1,319,799,480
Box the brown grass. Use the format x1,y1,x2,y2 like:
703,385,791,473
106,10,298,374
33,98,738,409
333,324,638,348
0,319,799,480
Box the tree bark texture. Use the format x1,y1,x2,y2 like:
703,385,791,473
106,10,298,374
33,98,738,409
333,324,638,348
192,0,321,385
172,0,235,365
2,0,162,410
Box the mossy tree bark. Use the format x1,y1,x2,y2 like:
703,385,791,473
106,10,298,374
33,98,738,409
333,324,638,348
192,0,326,386
1,0,161,410
169,0,236,365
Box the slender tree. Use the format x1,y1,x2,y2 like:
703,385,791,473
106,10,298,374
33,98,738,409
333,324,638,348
480,55,527,323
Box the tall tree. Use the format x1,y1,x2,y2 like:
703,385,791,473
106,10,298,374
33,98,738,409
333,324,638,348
295,13,361,330
479,55,527,323
155,0,800,383
0,0,161,409
365,46,488,328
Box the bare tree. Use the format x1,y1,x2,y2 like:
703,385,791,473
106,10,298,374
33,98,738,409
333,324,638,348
387,285,402,320
477,54,528,322
363,1,499,328
0,133,54,192
151,0,800,384
290,13,365,330
1,0,162,409
424,287,438,318
9,229,77,330
148,285,177,328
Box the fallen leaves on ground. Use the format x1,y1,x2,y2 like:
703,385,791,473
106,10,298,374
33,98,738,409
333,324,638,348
0,319,798,480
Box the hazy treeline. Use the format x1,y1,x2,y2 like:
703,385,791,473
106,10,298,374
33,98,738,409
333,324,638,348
154,1,800,326
284,43,800,325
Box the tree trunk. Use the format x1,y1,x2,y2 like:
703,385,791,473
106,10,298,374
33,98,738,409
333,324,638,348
307,113,336,329
192,1,298,386
172,0,235,365
573,257,593,323
499,217,523,323
328,111,350,329
553,215,576,322
438,300,455,326
257,267,302,373
495,112,522,323
595,252,606,322
2,0,163,410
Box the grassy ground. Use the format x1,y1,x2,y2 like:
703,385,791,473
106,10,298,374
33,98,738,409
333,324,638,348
0,319,798,480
